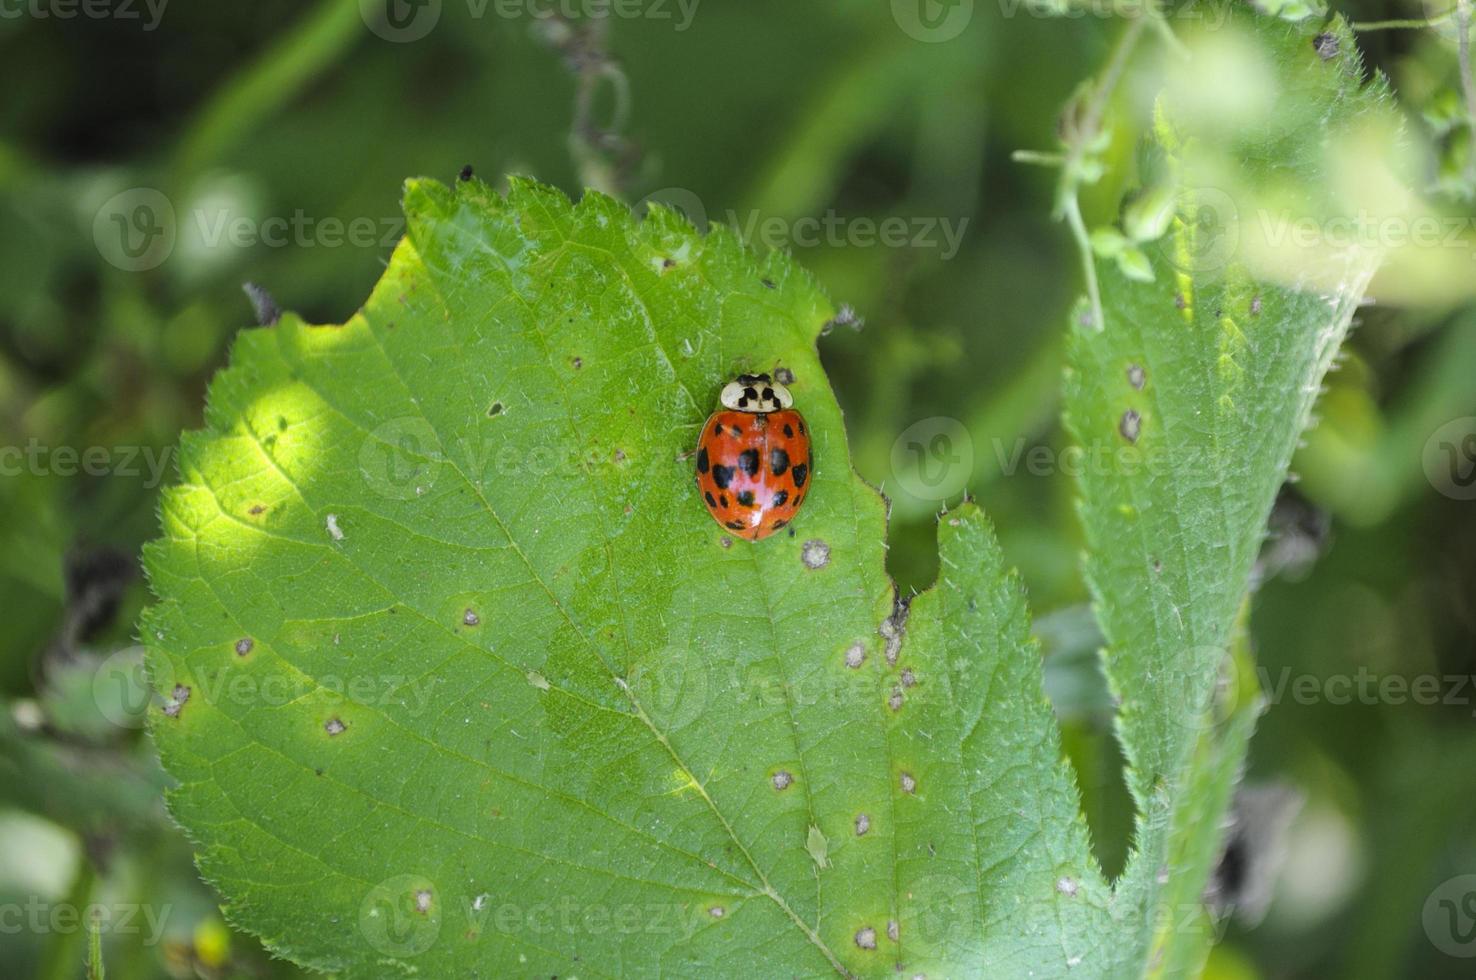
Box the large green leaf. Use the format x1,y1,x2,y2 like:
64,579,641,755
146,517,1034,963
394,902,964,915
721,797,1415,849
1064,13,1393,975
143,178,1101,977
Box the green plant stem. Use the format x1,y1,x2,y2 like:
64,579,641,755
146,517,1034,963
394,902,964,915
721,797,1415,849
1054,17,1147,332
1351,5,1458,30
1012,149,1066,167
170,0,364,181
1457,0,1476,188
1063,192,1105,332
1054,16,1146,216
86,907,105,980
36,854,97,980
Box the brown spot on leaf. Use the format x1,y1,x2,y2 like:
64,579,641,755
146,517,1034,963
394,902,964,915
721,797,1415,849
1119,410,1142,444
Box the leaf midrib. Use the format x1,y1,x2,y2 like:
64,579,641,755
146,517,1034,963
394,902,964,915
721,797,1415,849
403,207,854,975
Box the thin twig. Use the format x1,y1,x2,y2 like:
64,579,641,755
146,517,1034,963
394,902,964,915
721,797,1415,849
1054,17,1149,331
1351,5,1458,30
1063,193,1105,333
1055,17,1148,217
534,16,642,196
1456,0,1476,188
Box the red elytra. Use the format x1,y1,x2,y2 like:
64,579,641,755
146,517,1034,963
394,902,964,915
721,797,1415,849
694,374,811,541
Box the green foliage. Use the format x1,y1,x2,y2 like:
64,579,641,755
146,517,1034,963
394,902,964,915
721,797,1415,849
144,177,1109,977
3,2,1472,979
146,43,1383,960
1066,13,1394,975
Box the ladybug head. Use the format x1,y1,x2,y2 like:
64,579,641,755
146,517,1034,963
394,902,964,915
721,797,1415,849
720,372,793,413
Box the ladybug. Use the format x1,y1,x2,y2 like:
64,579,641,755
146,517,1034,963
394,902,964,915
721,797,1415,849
695,372,811,541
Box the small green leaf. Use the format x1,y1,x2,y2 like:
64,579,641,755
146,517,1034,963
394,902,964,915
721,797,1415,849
805,825,829,870
1251,0,1326,22
1089,226,1129,258
1114,246,1155,282
1421,88,1464,136
1121,183,1177,244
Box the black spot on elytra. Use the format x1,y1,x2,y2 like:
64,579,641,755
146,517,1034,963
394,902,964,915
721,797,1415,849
696,448,709,473
770,448,790,476
773,518,788,529
783,423,794,438
797,419,805,434
712,464,735,489
712,421,725,438
705,491,717,509
720,494,729,508
771,489,789,508
737,490,756,507
737,449,760,477
791,462,809,488
725,520,745,530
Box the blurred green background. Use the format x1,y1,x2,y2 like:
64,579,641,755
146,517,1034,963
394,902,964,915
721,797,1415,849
2,0,1475,977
